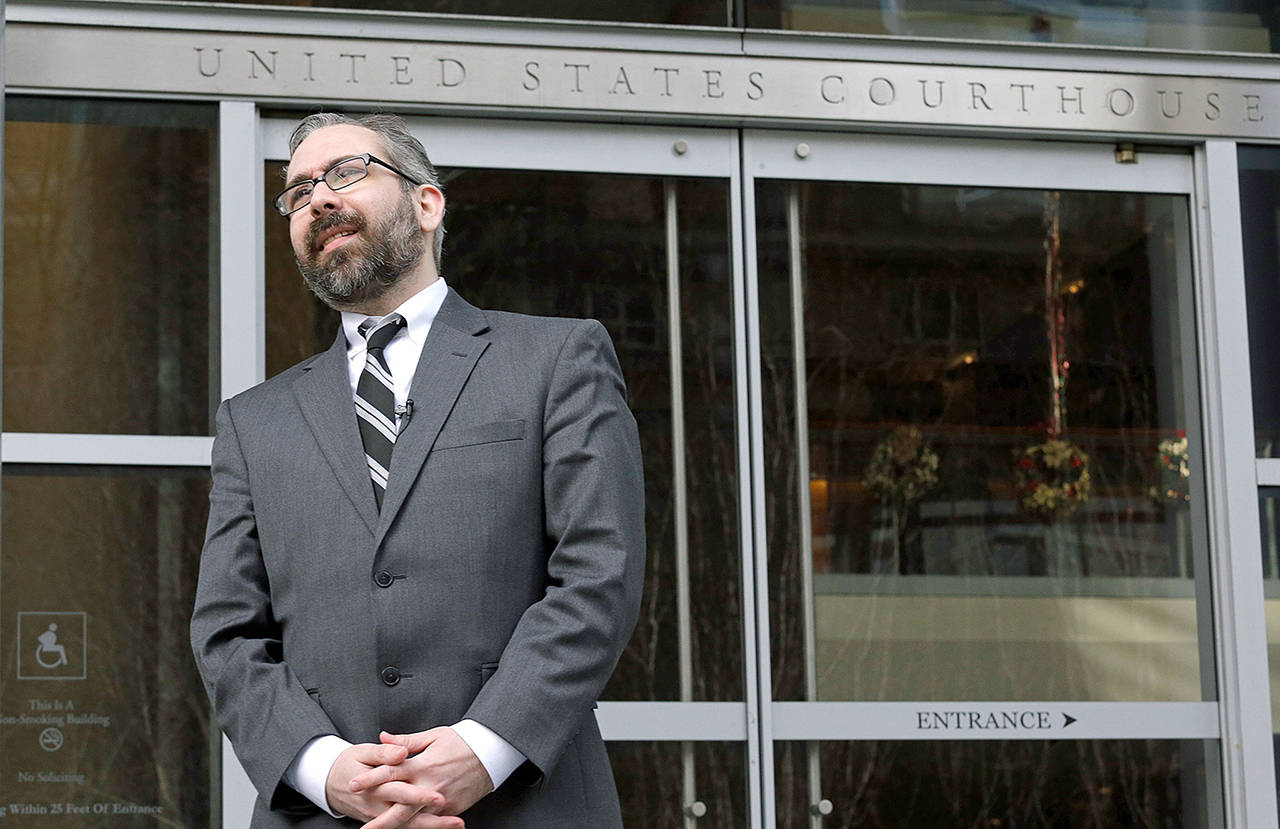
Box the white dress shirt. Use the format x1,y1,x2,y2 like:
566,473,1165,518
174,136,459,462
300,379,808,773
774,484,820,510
283,277,527,817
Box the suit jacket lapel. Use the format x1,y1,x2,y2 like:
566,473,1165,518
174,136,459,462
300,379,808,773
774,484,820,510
293,329,380,534
375,290,491,546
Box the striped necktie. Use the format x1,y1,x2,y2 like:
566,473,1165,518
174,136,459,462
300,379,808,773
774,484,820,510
355,314,406,510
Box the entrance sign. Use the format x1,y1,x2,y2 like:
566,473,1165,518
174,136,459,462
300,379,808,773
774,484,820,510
772,702,1221,741
7,22,1280,140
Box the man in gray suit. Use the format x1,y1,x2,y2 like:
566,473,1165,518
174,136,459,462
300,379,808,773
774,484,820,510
190,112,645,828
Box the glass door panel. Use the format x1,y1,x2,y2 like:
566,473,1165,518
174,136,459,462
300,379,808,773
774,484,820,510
4,98,216,435
1,96,218,828
260,117,746,827
749,133,1220,827
758,180,1207,703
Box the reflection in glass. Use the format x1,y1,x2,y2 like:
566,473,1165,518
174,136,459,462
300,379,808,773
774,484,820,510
610,741,747,827
759,181,1209,703
746,0,1280,54
1240,146,1280,457
4,98,216,435
265,167,742,701
0,466,214,826
774,740,1218,828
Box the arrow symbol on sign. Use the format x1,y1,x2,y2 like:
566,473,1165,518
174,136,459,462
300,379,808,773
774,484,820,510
1063,713,1077,727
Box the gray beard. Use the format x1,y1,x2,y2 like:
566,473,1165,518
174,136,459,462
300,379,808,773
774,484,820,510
295,195,426,310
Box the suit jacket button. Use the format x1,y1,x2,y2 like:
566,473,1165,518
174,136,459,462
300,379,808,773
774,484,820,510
374,570,395,588
380,666,401,686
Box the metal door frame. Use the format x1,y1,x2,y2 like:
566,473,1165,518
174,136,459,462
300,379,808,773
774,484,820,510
231,109,761,827
736,129,1277,827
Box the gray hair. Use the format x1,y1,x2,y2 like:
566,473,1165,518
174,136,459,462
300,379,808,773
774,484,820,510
288,112,446,272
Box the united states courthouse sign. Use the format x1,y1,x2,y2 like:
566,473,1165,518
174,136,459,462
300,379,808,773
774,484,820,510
8,22,1280,139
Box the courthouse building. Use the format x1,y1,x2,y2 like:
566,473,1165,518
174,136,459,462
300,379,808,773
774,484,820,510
4,0,1280,826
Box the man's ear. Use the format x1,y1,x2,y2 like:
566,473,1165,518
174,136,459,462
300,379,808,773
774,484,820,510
415,185,445,233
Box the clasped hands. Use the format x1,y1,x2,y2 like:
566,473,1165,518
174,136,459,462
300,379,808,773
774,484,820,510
325,727,493,829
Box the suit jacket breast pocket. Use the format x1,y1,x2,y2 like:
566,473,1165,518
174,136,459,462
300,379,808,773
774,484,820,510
434,419,525,451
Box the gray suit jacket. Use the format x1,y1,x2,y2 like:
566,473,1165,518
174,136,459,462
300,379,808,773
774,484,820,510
190,289,645,828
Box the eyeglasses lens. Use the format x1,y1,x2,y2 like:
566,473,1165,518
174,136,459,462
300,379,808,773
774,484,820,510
278,156,370,216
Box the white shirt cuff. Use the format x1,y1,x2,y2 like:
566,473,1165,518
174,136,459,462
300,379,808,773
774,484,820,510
283,734,352,818
450,719,526,791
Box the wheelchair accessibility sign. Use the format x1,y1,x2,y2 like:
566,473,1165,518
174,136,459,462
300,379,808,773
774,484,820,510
17,612,86,680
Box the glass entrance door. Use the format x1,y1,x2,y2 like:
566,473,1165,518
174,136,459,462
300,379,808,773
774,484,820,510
251,115,754,828
744,133,1225,827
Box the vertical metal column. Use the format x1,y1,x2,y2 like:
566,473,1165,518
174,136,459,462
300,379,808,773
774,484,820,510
733,136,766,829
1194,141,1277,828
219,100,266,398
666,179,702,826
786,185,826,828
218,100,265,827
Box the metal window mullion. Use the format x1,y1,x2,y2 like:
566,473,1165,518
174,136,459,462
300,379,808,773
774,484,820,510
785,185,824,829
216,99,264,829
1194,140,1277,829
0,433,214,466
664,179,700,827
219,100,266,400
740,135,777,829
729,133,767,829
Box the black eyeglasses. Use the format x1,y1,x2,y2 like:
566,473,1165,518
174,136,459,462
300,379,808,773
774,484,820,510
274,153,423,216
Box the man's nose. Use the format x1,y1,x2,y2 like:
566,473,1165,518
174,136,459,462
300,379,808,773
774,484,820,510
309,180,344,215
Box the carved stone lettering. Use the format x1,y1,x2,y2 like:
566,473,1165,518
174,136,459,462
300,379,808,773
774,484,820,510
1157,89,1183,118
703,70,724,99
969,82,992,111
390,56,412,86
194,47,222,78
437,58,465,88
15,27,1280,140
523,61,540,92
1106,87,1135,117
654,67,679,97
820,74,845,105
1244,93,1264,122
564,62,588,93
248,49,277,80
868,77,895,106
1205,91,1221,121
1010,82,1034,113
610,66,635,96
340,53,366,84
919,79,943,109
1058,85,1084,115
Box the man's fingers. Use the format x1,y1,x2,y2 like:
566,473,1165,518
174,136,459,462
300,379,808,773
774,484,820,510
369,781,446,810
379,729,439,754
372,744,411,765
349,762,405,793
350,742,409,766
360,802,422,829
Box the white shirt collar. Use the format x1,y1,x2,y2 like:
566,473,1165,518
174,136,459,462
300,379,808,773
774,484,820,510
341,277,448,358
